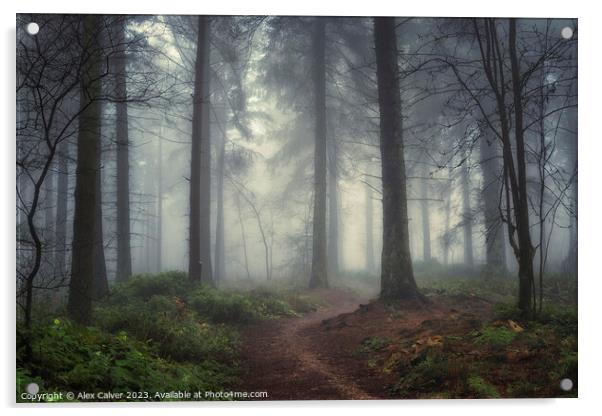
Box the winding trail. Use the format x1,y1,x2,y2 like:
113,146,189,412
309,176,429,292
239,289,377,400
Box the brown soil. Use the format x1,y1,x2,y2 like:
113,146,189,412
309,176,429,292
239,288,494,400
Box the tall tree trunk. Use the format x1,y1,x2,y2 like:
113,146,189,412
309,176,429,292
43,163,55,280
479,135,507,276
235,193,251,280
365,180,375,272
509,18,535,313
374,17,422,301
470,18,535,313
327,114,339,277
308,18,328,289
199,28,213,286
68,15,103,324
157,127,163,273
44,165,54,241
419,162,431,262
115,17,132,282
189,15,214,285
565,106,577,275
214,105,226,285
92,119,108,298
441,167,452,265
461,153,474,267
55,140,69,278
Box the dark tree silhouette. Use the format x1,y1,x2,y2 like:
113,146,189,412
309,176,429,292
68,15,104,324
374,17,423,301
189,15,214,286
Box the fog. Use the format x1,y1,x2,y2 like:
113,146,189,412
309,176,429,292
17,15,577,314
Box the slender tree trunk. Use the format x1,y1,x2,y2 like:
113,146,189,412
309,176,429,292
461,153,474,267
237,188,271,281
144,185,152,273
509,18,535,313
309,18,328,289
537,114,546,311
479,136,506,275
565,106,577,275
235,193,251,280
199,18,214,286
189,16,214,286
420,162,431,262
157,125,163,273
365,180,375,272
68,15,103,324
44,165,54,242
92,121,108,298
442,167,452,265
214,105,226,285
374,17,422,301
43,163,55,282
55,141,69,278
327,114,339,277
115,17,132,282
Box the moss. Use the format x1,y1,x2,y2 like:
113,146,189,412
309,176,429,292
473,325,516,349
467,375,500,398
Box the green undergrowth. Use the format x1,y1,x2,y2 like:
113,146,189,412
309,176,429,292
17,271,323,402
354,276,577,399
416,270,577,307
385,315,577,398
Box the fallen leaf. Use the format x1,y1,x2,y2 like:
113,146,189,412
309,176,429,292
508,320,524,333
425,335,443,347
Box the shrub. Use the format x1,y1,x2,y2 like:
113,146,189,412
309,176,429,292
16,318,237,401
187,285,299,324
96,294,238,363
17,271,324,401
107,271,190,304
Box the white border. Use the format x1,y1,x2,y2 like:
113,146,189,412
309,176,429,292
3,1,600,415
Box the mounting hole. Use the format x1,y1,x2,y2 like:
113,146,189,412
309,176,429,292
26,382,39,395
25,22,39,35
560,378,573,391
561,26,573,40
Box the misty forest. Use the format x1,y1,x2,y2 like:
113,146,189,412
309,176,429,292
17,14,577,400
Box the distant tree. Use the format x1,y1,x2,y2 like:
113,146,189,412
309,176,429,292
114,16,133,282
460,148,474,268
365,180,375,272
419,159,432,262
54,140,70,279
308,17,329,289
327,112,340,277
479,132,507,276
214,103,227,285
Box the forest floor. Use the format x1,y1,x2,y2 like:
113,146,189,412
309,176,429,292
239,281,577,400
17,272,577,401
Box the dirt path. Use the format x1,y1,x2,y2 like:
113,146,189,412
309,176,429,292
238,288,492,400
239,289,378,400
